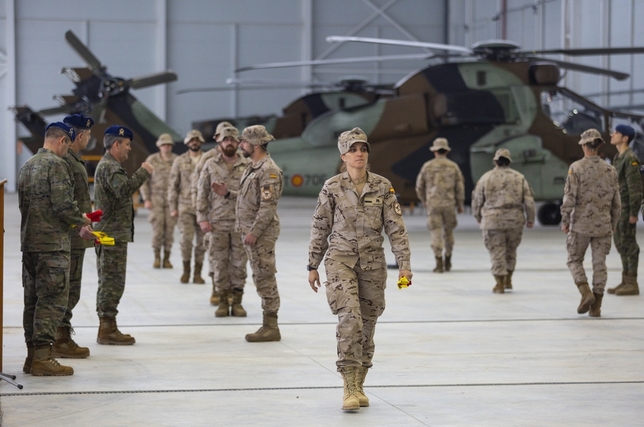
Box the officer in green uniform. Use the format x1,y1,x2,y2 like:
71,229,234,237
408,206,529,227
608,124,643,296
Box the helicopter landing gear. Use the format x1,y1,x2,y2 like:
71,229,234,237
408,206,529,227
537,202,562,226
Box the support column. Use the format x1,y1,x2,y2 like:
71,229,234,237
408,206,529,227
156,0,168,121
3,0,17,192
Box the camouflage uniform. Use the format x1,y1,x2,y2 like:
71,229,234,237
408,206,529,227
415,157,464,258
19,148,85,347
140,152,178,253
61,149,94,329
196,152,250,292
612,148,642,276
168,152,205,264
561,156,621,293
309,171,411,370
472,166,535,277
235,154,283,314
94,152,150,317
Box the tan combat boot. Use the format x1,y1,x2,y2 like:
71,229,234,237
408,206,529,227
231,289,247,317
23,342,34,374
615,272,640,296
493,275,505,293
607,272,627,294
576,282,595,314
433,256,443,273
97,317,135,345
153,249,161,269
180,261,190,283
52,326,90,358
589,292,603,317
193,263,205,284
245,312,281,342
30,345,74,376
505,270,514,290
355,366,369,407
215,290,230,317
162,250,173,269
340,366,360,411
444,255,452,272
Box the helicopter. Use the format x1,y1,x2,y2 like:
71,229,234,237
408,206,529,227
188,36,644,225
12,30,184,177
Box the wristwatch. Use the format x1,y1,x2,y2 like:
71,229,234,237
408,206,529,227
307,265,317,271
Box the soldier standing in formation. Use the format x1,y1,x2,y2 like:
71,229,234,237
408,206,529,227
169,130,206,284
308,127,412,411
51,114,96,360
198,125,250,316
607,124,643,296
415,137,464,273
560,129,621,317
94,126,153,345
472,148,535,293
235,125,284,342
19,122,91,376
140,133,178,269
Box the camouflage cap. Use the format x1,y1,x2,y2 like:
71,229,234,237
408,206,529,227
493,148,512,162
156,133,174,147
184,129,205,144
241,125,275,146
338,127,370,155
579,128,603,145
430,137,450,152
215,121,234,135
216,126,240,142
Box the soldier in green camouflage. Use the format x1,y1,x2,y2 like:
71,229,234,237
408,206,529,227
19,122,91,376
94,126,153,345
50,114,96,360
607,124,642,296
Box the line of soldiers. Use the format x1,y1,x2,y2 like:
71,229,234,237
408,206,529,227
416,127,641,317
19,115,286,377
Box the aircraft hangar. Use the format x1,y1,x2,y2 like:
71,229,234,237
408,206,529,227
0,1,643,425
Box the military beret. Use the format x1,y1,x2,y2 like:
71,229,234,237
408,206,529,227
241,125,275,146
45,121,76,141
104,125,133,140
579,128,603,145
184,129,205,144
63,114,94,129
493,148,512,162
338,127,370,155
615,124,635,137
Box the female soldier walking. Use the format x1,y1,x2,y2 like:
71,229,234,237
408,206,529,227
307,127,412,411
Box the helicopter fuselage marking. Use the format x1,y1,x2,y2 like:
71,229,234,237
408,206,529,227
284,174,326,187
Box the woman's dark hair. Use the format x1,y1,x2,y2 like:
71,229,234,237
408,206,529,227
585,138,603,150
495,157,511,167
436,149,449,155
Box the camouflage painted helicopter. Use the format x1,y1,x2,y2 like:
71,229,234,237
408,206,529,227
190,36,644,225
12,30,184,177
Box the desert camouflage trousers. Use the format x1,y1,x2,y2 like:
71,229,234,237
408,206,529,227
22,251,70,346
614,213,639,274
96,243,128,318
208,224,248,292
61,248,86,328
149,205,177,252
483,228,523,276
243,227,280,314
324,259,386,371
426,206,457,257
178,212,205,263
566,231,612,294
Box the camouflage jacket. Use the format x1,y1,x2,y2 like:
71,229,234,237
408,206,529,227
196,152,249,225
472,166,536,230
235,154,283,238
191,148,219,208
168,152,201,215
415,157,465,211
19,148,85,252
308,171,411,272
139,152,177,208
63,149,94,249
94,152,150,243
613,148,643,217
561,156,620,236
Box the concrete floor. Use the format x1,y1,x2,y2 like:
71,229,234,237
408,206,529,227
0,193,642,427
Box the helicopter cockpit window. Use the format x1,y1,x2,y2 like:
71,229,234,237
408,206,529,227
541,90,604,134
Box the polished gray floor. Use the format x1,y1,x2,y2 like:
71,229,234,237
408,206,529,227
1,193,642,427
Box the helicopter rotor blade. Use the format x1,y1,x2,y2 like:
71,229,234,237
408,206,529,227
524,46,644,56
526,57,630,81
64,30,103,73
326,36,473,54
178,80,342,95
126,71,178,90
235,53,433,72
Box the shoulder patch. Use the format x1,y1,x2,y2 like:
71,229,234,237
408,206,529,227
393,202,402,215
